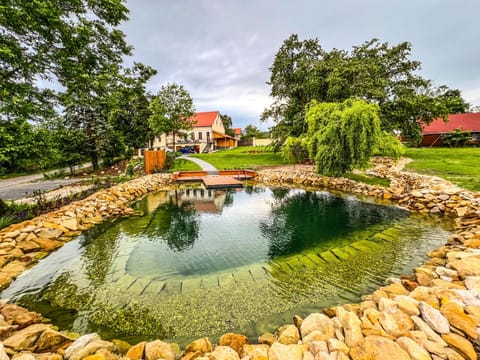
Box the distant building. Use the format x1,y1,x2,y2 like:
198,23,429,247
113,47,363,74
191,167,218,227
152,111,237,153
421,113,480,146
233,128,242,140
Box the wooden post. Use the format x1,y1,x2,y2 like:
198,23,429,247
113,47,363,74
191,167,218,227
144,150,166,174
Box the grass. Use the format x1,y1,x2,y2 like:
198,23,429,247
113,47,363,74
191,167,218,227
404,147,480,192
193,146,286,169
344,172,391,187
170,158,202,172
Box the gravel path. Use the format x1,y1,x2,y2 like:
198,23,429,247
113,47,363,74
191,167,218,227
0,163,91,201
178,155,218,174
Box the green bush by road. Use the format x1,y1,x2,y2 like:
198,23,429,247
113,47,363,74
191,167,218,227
404,147,480,192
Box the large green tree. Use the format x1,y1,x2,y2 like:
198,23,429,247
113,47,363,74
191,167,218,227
1,0,131,122
1,0,150,171
110,63,157,150
148,83,195,156
306,99,382,177
262,34,467,146
220,113,234,136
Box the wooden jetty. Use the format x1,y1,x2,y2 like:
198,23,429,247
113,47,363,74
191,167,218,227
172,170,256,189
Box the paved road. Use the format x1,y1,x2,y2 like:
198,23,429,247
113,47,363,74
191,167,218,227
179,155,218,174
0,163,91,201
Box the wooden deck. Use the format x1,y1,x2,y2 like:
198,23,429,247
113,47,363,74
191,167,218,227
172,170,256,189
202,175,243,189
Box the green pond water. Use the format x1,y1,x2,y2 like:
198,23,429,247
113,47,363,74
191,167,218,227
2,186,451,346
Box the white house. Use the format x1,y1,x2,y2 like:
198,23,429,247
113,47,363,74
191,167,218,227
151,111,237,153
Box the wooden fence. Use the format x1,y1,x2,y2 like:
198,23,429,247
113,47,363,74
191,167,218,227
144,150,166,174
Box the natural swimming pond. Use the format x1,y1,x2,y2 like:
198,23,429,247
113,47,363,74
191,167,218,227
2,186,451,346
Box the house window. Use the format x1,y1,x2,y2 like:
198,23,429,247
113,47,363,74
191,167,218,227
472,132,480,141
206,131,210,141
198,132,202,140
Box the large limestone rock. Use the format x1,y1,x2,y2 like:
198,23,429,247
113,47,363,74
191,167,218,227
268,342,307,360
32,238,62,252
0,343,9,360
208,346,240,360
64,333,102,360
10,352,35,360
3,324,52,352
0,304,42,328
258,333,277,346
65,338,115,360
144,340,174,360
336,307,363,347
449,256,480,278
440,301,478,339
183,338,212,355
349,335,410,360
35,328,73,352
326,339,349,355
300,313,334,339
218,333,248,354
395,336,431,360
441,333,477,360
277,324,299,345
242,344,269,360
307,340,328,355
418,302,450,334
125,341,146,360
410,316,447,345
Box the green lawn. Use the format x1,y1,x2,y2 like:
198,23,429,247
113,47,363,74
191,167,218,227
170,158,202,172
404,147,480,192
193,146,286,169
344,172,390,187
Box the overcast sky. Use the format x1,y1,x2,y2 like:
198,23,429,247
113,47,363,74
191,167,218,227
121,0,480,130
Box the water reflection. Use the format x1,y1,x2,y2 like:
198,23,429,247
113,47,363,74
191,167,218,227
144,199,200,251
0,186,451,346
260,189,409,257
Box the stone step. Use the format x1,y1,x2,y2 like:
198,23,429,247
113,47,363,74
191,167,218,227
200,275,219,289
340,245,361,257
296,254,320,268
330,247,351,260
161,281,182,296
232,269,255,283
285,257,306,271
249,265,268,281
142,280,165,296
113,274,137,291
318,250,340,263
218,273,235,286
349,239,381,252
269,260,293,274
383,226,403,236
128,277,152,296
302,252,324,265
371,232,396,243
181,278,201,294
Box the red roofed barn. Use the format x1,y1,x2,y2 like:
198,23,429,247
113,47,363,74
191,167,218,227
421,113,480,146
152,111,237,153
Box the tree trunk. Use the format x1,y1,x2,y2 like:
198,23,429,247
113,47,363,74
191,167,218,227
172,132,176,159
91,151,99,171
0,198,9,216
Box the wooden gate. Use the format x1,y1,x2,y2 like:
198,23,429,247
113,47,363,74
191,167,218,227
144,150,166,174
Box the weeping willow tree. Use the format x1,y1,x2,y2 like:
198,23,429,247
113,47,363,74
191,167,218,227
306,99,390,177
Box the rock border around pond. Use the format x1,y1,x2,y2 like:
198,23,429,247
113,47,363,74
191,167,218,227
1,159,480,360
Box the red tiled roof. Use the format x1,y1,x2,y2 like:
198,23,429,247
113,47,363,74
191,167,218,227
422,113,480,134
189,111,219,127
233,128,242,135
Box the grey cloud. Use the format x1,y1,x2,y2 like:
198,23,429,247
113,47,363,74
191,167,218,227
122,0,480,129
